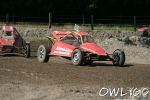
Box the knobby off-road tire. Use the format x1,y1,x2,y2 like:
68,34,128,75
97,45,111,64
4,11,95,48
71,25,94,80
37,45,50,63
112,49,125,67
24,44,30,58
71,49,84,66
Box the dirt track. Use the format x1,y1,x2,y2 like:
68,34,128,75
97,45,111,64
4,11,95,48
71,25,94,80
0,41,150,100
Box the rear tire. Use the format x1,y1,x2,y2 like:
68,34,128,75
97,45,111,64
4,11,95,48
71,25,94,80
71,49,83,66
112,49,125,67
24,44,30,58
37,45,49,63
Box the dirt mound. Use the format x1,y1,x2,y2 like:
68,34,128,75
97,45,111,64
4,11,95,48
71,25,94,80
88,30,150,64
97,38,150,64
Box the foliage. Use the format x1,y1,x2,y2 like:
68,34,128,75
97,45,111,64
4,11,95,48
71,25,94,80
0,0,150,16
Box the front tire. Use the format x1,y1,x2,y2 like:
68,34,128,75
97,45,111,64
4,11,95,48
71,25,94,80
112,49,125,67
37,45,49,63
71,49,83,66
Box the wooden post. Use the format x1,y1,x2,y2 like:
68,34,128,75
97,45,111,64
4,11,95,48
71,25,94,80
6,13,9,23
12,15,15,24
82,14,85,25
91,14,94,30
12,4,15,24
49,12,52,29
12,13,15,24
120,16,122,24
134,16,137,32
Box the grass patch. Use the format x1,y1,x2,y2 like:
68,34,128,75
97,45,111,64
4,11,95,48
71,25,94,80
23,35,47,41
1,22,135,41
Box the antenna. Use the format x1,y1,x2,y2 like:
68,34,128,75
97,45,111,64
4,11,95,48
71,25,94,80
74,24,80,32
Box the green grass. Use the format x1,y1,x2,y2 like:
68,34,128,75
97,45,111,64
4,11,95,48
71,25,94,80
23,35,47,41
1,22,135,31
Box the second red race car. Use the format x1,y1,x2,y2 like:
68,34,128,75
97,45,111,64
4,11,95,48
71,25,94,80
0,25,30,57
37,29,125,66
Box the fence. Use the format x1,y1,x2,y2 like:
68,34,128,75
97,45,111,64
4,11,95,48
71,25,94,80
1,15,150,31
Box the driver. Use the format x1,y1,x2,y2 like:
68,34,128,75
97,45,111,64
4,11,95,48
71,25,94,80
72,36,81,46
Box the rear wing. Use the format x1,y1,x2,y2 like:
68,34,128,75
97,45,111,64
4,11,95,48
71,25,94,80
2,26,14,32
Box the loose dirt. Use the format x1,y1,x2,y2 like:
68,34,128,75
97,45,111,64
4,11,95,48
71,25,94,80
0,41,150,100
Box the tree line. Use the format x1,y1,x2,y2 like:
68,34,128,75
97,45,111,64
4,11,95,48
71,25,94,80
0,0,150,17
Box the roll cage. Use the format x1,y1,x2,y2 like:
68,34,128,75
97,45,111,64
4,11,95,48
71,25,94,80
47,31,94,46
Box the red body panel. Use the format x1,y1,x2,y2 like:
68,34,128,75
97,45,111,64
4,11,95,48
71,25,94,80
80,43,107,56
0,38,15,46
50,41,107,57
49,31,108,59
50,41,76,57
138,27,149,32
0,39,15,52
0,26,16,48
0,25,27,53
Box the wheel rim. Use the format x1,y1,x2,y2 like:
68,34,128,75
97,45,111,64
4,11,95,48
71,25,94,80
73,52,80,63
39,48,45,59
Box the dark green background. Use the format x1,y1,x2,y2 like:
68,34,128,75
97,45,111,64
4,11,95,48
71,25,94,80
0,0,149,23
0,0,149,16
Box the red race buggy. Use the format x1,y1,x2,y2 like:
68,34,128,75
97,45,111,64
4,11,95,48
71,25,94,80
37,30,125,66
0,25,30,57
